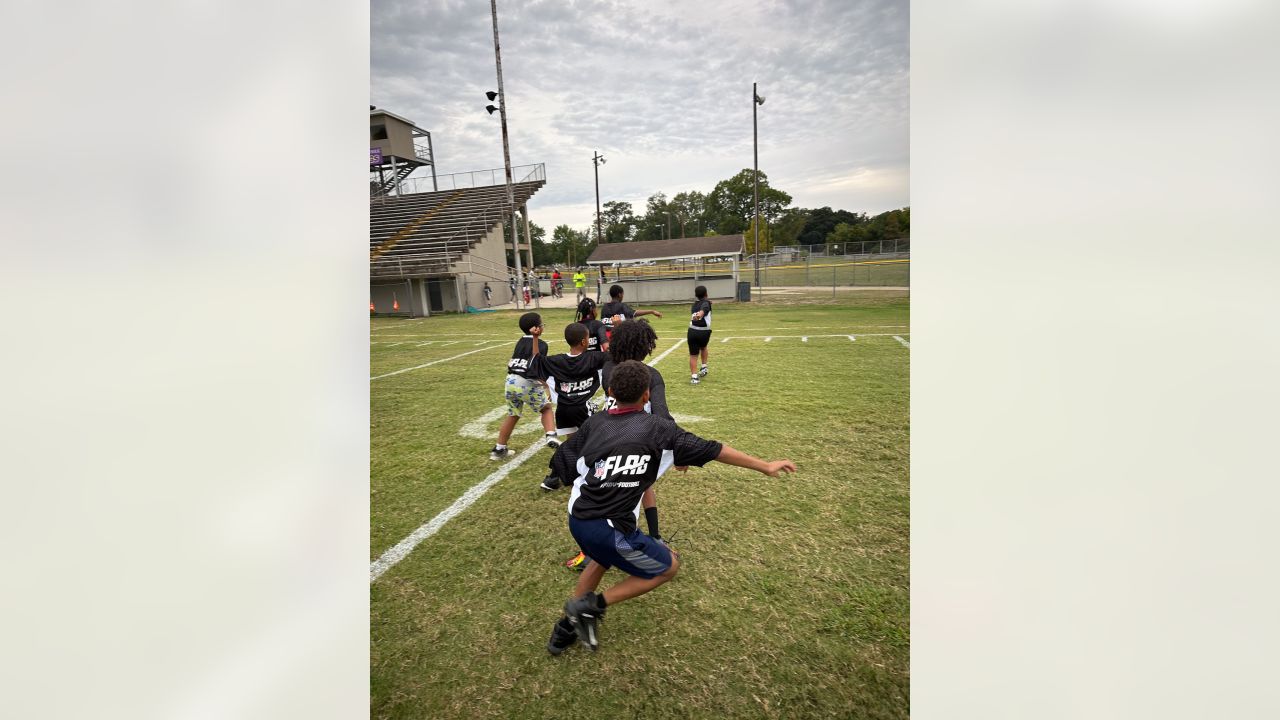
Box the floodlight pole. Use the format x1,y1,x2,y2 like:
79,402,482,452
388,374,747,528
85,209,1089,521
593,151,605,244
490,0,523,309
753,81,762,294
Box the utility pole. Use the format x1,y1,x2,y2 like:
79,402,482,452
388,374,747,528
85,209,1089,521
593,151,606,244
489,0,522,308
753,81,765,294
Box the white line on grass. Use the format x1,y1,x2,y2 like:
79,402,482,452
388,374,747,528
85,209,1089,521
369,440,546,582
372,338,691,583
893,335,910,347
370,343,506,381
848,335,856,342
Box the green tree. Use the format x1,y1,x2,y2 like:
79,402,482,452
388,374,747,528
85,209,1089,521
798,207,865,246
599,200,636,244
635,192,677,241
771,207,809,249
669,190,708,238
705,169,792,235
551,224,593,266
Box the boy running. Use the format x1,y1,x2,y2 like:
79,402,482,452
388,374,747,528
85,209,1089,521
545,360,796,654
490,312,559,460
688,285,713,385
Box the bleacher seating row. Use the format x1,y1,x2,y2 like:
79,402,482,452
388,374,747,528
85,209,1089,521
369,179,543,278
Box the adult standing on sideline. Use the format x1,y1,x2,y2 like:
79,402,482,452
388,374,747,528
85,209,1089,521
509,275,518,302
573,268,587,301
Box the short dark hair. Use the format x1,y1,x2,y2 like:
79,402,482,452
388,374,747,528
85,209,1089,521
608,319,657,363
695,285,707,299
518,312,541,334
610,360,650,404
609,284,624,300
564,322,589,347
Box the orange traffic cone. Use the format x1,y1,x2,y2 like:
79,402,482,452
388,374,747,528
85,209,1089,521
392,293,400,312
370,300,375,312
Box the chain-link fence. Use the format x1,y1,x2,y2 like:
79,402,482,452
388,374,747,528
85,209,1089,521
745,243,910,298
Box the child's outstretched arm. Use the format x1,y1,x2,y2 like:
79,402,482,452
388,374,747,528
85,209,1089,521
715,446,796,477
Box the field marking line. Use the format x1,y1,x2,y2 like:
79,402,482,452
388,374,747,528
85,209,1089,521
369,439,547,582
372,338,692,582
370,343,507,381
893,336,910,347
416,341,433,347
387,342,403,347
765,337,772,342
801,336,808,342
848,335,856,342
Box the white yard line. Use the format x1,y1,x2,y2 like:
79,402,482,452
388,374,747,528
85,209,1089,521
369,440,547,582
848,335,856,342
893,335,911,347
802,336,808,342
387,342,403,347
372,338,690,583
370,343,506,381
764,336,772,342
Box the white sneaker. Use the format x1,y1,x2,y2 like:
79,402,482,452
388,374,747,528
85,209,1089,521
690,376,699,385
699,366,708,377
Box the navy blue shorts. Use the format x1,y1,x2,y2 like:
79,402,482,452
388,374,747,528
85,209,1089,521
568,515,673,579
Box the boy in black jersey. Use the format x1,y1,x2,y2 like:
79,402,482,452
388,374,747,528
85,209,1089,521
554,319,670,570
545,360,796,654
687,285,713,385
489,312,559,460
599,284,663,338
528,322,610,438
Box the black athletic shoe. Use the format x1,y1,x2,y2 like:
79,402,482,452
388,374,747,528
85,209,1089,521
563,593,605,651
489,445,510,461
540,473,563,492
547,617,577,656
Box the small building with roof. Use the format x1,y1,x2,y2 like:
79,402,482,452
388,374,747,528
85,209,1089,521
585,235,745,303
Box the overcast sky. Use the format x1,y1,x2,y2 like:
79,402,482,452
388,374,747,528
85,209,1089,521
372,0,908,234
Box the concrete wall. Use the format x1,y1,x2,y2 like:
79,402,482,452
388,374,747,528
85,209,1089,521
607,275,738,305
370,281,415,316
452,222,511,310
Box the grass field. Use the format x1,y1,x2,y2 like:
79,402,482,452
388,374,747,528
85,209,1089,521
370,290,909,719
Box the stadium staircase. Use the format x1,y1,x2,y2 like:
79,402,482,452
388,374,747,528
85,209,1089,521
369,166,545,280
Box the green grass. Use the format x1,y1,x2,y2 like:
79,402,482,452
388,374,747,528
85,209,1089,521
371,291,909,719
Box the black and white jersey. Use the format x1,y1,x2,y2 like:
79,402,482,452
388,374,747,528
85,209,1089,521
530,350,609,406
506,336,548,378
553,408,722,535
584,319,608,353
600,361,671,421
599,301,635,331
690,299,713,330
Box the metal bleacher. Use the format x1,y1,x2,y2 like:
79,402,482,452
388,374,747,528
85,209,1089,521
369,163,545,280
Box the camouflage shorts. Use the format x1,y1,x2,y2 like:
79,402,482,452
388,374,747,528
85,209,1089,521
505,375,548,417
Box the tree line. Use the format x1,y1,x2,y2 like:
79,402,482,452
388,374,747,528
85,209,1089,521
521,168,909,268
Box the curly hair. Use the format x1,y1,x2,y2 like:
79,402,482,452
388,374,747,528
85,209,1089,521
608,319,658,363
609,360,650,404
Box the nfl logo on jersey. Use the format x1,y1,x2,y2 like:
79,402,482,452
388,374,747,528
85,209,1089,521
593,459,608,479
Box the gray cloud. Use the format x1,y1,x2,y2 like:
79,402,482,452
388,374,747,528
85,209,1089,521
372,0,908,230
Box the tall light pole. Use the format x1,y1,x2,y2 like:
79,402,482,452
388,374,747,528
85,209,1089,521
753,82,765,293
593,151,606,245
488,0,523,308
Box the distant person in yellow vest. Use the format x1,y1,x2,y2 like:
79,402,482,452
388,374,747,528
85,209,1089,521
573,269,587,300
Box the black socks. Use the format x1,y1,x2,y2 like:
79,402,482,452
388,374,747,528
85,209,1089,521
644,507,660,539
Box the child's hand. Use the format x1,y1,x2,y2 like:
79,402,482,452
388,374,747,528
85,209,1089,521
675,465,689,473
763,460,797,477
531,325,543,337
692,311,704,321
652,311,663,318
